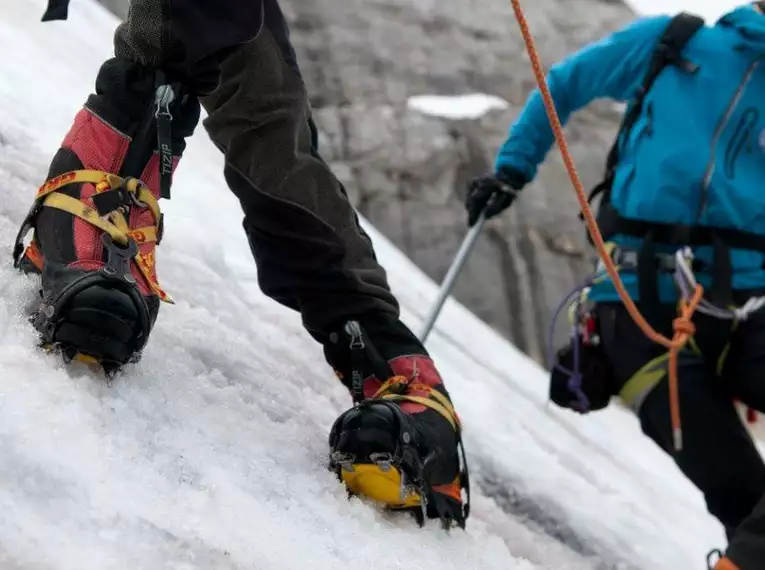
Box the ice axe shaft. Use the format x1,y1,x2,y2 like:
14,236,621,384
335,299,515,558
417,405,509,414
419,213,486,343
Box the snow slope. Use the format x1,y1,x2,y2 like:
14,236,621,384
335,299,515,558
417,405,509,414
0,1,733,568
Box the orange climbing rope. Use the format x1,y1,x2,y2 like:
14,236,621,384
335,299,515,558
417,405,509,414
509,0,704,451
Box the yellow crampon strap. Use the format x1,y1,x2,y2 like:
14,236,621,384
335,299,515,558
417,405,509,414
372,376,460,432
33,170,161,223
43,193,130,246
15,169,172,303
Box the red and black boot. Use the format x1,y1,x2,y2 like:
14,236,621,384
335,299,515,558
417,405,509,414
13,58,200,373
325,315,470,529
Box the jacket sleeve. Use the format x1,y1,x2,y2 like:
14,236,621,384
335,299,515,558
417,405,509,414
494,15,673,181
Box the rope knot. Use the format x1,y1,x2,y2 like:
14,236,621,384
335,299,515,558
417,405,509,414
673,316,695,337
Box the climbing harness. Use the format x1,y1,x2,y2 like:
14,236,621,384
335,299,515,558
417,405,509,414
672,248,765,322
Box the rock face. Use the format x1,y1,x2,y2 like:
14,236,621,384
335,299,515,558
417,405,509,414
97,0,635,364
96,0,128,19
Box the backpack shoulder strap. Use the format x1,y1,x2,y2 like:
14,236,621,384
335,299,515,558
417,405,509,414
588,13,704,208
635,12,704,106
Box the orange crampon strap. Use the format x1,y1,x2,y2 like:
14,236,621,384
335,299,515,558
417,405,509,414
13,169,173,304
509,0,703,451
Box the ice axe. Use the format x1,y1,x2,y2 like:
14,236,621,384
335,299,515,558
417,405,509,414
418,211,487,344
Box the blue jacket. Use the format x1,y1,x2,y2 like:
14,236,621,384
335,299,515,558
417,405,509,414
495,5,765,303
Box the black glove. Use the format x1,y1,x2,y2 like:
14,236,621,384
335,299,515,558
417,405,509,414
465,168,527,227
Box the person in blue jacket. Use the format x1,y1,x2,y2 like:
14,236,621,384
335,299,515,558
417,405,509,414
466,2,765,564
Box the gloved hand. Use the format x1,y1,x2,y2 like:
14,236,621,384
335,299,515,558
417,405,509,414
465,167,527,227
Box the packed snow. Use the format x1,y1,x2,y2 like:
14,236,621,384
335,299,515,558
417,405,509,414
407,94,509,119
0,0,745,568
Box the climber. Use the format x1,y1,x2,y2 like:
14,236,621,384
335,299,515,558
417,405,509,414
19,0,469,528
465,2,765,566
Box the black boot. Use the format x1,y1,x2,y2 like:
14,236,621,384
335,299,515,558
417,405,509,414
325,314,470,529
13,58,199,372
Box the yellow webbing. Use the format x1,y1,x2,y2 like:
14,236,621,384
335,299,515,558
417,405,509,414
43,193,128,245
128,227,158,245
372,376,460,433
381,394,459,432
31,170,171,303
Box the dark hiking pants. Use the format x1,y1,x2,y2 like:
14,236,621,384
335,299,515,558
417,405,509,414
107,0,401,343
596,302,765,550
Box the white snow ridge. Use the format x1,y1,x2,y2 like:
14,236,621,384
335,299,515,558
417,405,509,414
0,1,726,569
407,94,509,119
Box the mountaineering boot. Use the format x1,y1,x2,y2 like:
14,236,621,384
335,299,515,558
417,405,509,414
13,58,200,372
325,315,470,529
